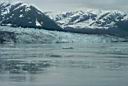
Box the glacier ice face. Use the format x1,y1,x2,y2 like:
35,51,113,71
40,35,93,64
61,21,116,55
0,26,127,44
0,26,74,44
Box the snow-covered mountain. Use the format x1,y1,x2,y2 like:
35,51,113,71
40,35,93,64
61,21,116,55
0,2,61,30
46,10,128,37
0,2,128,37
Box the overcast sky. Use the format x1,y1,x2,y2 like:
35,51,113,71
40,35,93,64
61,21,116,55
1,0,128,12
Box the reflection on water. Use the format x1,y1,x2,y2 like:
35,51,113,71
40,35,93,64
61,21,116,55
0,60,50,74
0,43,128,86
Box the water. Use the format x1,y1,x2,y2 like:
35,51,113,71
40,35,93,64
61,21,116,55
0,41,128,86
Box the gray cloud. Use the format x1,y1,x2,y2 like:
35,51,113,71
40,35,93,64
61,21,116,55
1,0,128,11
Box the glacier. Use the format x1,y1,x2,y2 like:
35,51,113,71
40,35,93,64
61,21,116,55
0,26,127,44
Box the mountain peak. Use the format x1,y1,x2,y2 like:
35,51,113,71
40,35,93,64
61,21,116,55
0,2,62,30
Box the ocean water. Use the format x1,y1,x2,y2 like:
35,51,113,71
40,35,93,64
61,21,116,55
0,40,128,86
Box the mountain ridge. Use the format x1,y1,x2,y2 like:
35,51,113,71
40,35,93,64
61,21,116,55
46,9,128,37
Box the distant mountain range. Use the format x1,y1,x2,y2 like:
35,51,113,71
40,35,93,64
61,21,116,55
46,10,128,37
0,2,128,37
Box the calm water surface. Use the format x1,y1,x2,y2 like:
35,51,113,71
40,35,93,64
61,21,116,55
0,42,128,86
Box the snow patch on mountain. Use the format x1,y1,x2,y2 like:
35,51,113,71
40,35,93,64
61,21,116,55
36,19,41,27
